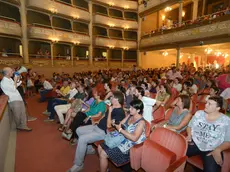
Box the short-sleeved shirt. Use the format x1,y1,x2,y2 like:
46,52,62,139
60,86,70,96
98,108,125,133
217,74,230,91
85,101,106,117
142,96,156,123
188,110,230,151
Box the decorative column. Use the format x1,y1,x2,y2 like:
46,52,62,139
89,1,93,65
202,0,206,16
176,48,181,68
178,0,183,27
20,0,29,64
192,0,198,21
137,15,142,67
49,15,53,27
122,49,124,68
51,43,54,67
71,45,74,66
156,11,160,30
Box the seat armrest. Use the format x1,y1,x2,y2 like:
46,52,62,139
166,156,187,172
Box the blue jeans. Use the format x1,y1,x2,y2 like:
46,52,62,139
39,89,52,102
48,98,67,119
74,125,106,166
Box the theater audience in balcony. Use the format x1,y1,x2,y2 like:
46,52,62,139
67,91,125,172
44,49,50,58
186,96,230,172
98,99,146,172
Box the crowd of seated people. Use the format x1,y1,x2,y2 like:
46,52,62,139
143,6,230,38
36,49,50,58
5,62,230,171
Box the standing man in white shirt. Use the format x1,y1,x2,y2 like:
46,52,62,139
39,77,53,102
1,67,32,131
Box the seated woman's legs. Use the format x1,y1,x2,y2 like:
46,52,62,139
98,145,109,172
201,151,222,172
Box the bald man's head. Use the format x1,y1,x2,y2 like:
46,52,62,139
3,67,13,78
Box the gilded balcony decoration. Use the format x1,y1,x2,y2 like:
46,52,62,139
94,61,107,68
95,37,137,49
54,60,71,67
30,59,51,67
74,60,89,67
29,26,90,44
95,0,138,10
140,20,230,48
0,19,21,36
139,0,169,14
0,58,22,66
109,61,122,68
94,14,138,29
27,0,90,21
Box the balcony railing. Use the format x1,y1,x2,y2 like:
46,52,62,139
28,25,90,44
95,0,138,10
140,17,230,49
94,14,138,29
95,36,137,49
0,18,21,36
27,0,90,21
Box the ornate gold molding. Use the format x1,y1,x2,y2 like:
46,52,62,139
30,59,50,67
0,58,22,66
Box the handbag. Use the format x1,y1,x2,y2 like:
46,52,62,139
104,130,126,149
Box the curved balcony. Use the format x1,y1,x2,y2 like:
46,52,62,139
95,37,137,49
93,14,138,29
27,0,90,21
94,0,138,10
28,25,90,44
0,18,21,36
140,19,230,49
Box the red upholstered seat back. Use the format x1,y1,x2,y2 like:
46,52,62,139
150,128,187,161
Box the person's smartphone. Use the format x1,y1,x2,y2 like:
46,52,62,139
121,124,126,130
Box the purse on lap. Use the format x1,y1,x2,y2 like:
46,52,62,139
104,130,126,149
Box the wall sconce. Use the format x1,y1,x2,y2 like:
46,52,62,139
162,51,168,56
182,11,185,17
50,38,59,43
215,52,222,57
124,26,129,30
164,7,172,12
180,54,183,59
108,23,115,27
123,47,129,50
224,53,229,58
162,15,166,21
124,5,129,9
72,15,79,19
73,41,80,45
204,47,212,54
109,45,115,49
50,8,58,14
109,2,114,6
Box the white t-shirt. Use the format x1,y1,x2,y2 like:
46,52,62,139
142,96,156,123
220,88,230,100
43,80,53,90
189,110,230,151
173,83,182,92
0,77,23,102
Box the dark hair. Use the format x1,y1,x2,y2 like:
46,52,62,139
130,99,144,115
85,86,93,101
113,91,124,105
208,96,223,109
136,86,145,96
184,81,193,87
211,86,220,95
142,82,148,89
179,94,190,109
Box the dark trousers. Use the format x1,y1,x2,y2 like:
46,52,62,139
70,112,91,138
47,98,67,119
186,141,222,172
39,89,52,102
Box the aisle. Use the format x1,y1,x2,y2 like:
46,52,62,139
15,96,100,172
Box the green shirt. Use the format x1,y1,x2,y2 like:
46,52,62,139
86,100,106,117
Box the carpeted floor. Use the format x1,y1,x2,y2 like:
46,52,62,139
15,95,102,172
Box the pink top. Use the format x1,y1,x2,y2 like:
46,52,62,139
216,74,230,91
